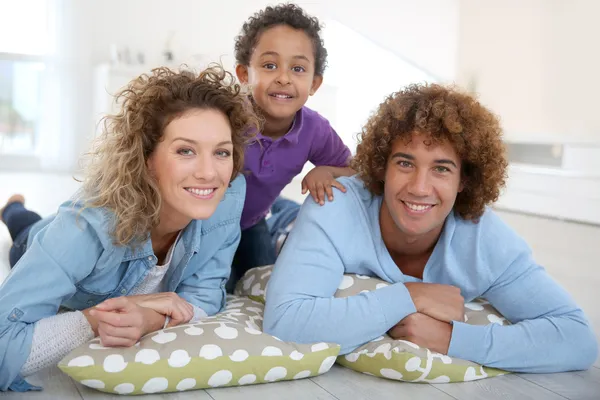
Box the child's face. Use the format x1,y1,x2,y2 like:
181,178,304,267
147,109,234,229
236,25,323,123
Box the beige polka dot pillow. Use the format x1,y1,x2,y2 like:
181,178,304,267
58,295,340,395
234,264,272,302
236,265,510,383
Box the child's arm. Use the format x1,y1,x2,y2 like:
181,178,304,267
305,122,354,205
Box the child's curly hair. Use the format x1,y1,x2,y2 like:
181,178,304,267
234,3,328,76
352,83,507,221
81,65,259,246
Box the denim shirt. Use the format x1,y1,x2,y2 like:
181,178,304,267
0,175,245,391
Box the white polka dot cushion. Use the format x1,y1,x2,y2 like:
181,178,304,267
236,265,510,383
335,275,509,383
58,295,339,395
234,264,272,302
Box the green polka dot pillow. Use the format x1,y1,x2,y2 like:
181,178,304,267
58,295,340,395
335,275,509,383
236,265,510,383
234,264,272,302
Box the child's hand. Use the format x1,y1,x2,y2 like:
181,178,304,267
301,166,347,205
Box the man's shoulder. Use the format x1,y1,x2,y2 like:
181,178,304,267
302,176,376,220
449,207,530,262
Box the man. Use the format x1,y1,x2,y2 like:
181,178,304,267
263,83,597,373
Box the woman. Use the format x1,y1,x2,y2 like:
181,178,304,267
0,65,258,392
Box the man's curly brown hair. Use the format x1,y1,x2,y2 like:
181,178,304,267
81,65,259,246
352,83,507,221
234,3,328,76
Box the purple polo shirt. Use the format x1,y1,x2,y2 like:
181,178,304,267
241,106,351,230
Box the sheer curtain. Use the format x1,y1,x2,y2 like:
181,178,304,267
37,0,93,172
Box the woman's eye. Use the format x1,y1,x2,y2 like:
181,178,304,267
177,148,194,156
216,150,231,158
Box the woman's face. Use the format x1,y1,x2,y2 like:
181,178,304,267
147,108,234,229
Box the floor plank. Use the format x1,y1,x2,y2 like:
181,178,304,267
0,366,82,399
575,366,600,384
310,365,454,400
206,378,338,400
432,374,567,400
518,371,600,400
75,382,214,400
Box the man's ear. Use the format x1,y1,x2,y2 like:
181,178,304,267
309,74,323,96
235,64,249,84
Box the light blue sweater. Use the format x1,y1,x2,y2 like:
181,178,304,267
264,176,598,373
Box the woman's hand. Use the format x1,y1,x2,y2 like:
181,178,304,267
126,292,194,327
85,297,165,347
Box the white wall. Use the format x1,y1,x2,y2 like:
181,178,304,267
457,0,600,141
457,0,600,224
86,0,457,155
14,0,458,172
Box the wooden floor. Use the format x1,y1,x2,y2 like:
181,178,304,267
1,172,600,399
1,364,599,400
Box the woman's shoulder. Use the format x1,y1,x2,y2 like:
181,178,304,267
201,174,246,229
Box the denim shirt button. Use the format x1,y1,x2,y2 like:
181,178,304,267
147,256,153,261
120,289,126,294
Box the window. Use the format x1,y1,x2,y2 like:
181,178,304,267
0,0,51,154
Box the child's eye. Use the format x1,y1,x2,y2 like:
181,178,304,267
216,150,232,158
292,66,306,73
177,148,194,156
263,63,277,70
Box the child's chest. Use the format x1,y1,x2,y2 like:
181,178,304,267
244,139,311,181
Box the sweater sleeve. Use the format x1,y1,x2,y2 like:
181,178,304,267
20,311,95,377
263,194,417,354
448,223,598,372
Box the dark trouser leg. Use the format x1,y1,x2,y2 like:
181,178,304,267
227,218,276,293
2,202,42,268
266,197,301,255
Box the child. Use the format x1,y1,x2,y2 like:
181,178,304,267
228,3,354,291
0,65,258,392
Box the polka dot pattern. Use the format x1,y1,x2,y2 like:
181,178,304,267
332,273,511,383
142,377,168,393
176,378,196,391
60,292,341,395
208,370,233,387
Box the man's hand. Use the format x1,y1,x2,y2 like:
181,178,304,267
405,282,465,323
301,166,347,205
85,297,165,347
126,292,194,327
388,312,453,354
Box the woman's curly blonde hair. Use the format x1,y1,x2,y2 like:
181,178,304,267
352,83,507,221
81,65,259,246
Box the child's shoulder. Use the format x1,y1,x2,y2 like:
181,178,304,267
298,106,333,132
